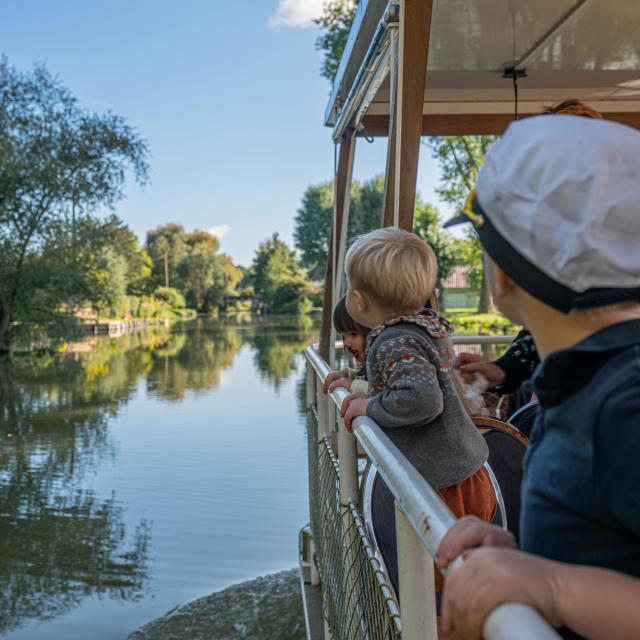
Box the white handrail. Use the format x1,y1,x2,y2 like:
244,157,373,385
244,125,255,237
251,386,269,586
305,345,561,640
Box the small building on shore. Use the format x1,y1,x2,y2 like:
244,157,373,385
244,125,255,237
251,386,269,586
441,265,478,310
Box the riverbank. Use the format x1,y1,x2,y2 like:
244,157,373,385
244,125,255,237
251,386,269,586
128,570,305,640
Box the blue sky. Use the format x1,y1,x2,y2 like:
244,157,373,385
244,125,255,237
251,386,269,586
1,0,447,267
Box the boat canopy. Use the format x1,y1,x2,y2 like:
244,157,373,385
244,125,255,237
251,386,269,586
317,0,640,359
325,0,640,140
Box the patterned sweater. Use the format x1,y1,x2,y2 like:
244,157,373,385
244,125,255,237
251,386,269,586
365,310,488,489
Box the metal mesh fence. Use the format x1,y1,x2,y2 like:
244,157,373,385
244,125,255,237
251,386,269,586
307,406,401,640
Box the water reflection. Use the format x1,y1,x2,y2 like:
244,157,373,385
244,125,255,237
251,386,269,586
0,316,317,637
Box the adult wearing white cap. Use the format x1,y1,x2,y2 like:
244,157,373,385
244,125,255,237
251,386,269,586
436,114,640,639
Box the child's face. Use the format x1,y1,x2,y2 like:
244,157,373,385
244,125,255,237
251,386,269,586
342,331,366,365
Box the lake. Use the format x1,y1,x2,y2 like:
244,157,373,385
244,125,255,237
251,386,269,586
0,317,318,639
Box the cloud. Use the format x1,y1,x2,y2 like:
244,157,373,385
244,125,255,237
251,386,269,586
208,224,231,240
268,0,325,28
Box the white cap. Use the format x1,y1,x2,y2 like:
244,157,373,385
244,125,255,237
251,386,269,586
445,115,640,312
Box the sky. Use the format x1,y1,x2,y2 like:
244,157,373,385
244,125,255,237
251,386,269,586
1,0,449,267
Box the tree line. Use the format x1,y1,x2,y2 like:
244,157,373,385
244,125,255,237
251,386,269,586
0,58,318,352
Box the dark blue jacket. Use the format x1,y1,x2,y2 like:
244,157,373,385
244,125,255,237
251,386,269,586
521,320,640,640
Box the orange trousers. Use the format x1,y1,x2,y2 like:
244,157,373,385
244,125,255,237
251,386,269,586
435,464,497,591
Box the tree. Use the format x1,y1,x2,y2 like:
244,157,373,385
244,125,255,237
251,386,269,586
314,0,358,81
145,224,189,289
0,58,149,349
75,215,152,298
428,136,497,312
251,234,310,313
293,183,333,280
294,176,383,280
412,203,459,298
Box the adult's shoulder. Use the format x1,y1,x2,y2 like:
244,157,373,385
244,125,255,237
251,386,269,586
593,347,640,524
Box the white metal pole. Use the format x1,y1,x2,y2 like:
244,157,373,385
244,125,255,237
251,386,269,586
338,414,360,638
395,503,438,640
338,417,358,506
306,361,316,409
309,538,320,586
316,384,334,441
333,131,356,310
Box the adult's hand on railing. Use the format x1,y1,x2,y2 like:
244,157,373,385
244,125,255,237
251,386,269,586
436,516,517,568
440,547,562,639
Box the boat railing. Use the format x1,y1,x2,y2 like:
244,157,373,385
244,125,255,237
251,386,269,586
304,343,561,640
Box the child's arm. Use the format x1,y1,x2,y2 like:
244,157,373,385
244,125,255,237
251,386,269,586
366,335,443,428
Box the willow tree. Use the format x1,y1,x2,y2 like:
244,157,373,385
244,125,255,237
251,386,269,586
0,58,149,349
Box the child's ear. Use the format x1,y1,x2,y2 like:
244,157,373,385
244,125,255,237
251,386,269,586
353,290,368,312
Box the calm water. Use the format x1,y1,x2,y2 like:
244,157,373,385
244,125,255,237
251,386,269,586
0,317,317,639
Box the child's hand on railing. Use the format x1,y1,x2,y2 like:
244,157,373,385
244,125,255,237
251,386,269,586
340,393,369,432
436,516,517,569
323,368,350,394
327,377,352,393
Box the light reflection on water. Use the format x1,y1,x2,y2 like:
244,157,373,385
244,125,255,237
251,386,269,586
0,316,317,640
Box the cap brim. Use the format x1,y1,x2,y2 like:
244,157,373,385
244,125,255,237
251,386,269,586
443,213,471,229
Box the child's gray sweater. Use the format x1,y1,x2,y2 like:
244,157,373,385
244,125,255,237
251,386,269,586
365,311,488,489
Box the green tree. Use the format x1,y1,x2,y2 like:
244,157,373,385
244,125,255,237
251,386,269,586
74,215,152,299
314,0,358,81
0,58,149,349
293,182,333,280
145,223,190,289
427,136,497,312
175,235,240,313
412,203,459,297
251,233,310,314
294,175,383,280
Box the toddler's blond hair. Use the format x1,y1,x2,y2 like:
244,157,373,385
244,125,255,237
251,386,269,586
345,227,437,315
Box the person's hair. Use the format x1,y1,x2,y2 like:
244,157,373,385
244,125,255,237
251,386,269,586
542,98,603,120
333,296,369,339
345,227,437,315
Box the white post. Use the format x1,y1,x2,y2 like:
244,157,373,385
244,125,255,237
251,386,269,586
395,503,438,640
309,537,320,586
338,417,358,506
306,361,316,409
338,414,360,638
316,385,334,441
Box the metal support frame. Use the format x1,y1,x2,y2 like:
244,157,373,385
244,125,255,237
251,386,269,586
306,363,321,587
382,2,399,227
305,345,562,640
392,0,433,231
320,131,357,365
395,504,438,640
332,130,357,325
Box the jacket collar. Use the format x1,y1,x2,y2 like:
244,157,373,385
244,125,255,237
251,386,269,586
533,319,640,406
366,308,453,351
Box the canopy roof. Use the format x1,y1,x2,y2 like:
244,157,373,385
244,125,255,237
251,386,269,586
325,0,640,138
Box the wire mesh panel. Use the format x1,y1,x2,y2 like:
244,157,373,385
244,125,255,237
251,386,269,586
307,406,401,640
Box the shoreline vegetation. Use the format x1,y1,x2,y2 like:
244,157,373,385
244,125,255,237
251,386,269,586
0,55,513,357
